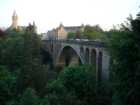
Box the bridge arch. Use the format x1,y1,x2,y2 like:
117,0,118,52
41,48,53,69
56,45,84,67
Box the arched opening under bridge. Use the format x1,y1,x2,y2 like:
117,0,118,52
57,46,82,67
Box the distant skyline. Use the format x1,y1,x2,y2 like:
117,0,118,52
0,0,140,33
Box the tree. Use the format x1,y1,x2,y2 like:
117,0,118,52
67,32,76,39
17,24,48,94
83,25,105,40
45,65,98,105
0,65,17,105
19,88,39,105
0,29,5,38
129,12,140,105
120,14,133,31
0,30,24,70
109,12,140,105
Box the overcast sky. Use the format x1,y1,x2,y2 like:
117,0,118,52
0,0,140,33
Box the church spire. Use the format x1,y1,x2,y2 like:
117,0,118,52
13,10,17,17
11,10,18,29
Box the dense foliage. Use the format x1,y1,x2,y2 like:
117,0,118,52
67,25,106,40
109,12,140,105
83,25,105,40
45,65,110,105
0,26,49,105
0,11,140,105
67,32,76,39
0,65,17,105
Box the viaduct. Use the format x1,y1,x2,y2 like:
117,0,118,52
42,39,110,80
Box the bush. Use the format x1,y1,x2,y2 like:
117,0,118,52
19,88,39,105
45,65,97,105
0,65,17,105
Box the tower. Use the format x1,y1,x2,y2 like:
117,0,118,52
11,10,18,29
33,21,37,33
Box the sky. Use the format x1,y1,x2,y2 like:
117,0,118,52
0,0,140,33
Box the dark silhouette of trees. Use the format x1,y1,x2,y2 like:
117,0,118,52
0,29,5,38
109,11,140,105
17,24,48,94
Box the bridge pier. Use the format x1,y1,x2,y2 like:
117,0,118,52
89,49,92,64
85,48,89,64
101,50,110,80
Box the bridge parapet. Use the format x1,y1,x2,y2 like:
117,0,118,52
42,39,105,47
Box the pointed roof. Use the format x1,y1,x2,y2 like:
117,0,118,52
13,10,17,17
33,21,35,26
59,22,64,27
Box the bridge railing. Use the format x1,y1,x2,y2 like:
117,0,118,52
42,39,105,48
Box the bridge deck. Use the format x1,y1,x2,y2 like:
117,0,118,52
42,39,105,48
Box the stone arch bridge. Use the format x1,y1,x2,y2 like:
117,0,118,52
42,39,110,80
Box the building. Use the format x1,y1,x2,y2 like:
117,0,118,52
47,29,57,40
11,10,18,29
64,24,84,33
47,23,85,40
55,23,67,40
7,11,37,33
47,24,67,40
